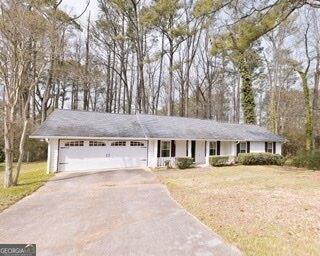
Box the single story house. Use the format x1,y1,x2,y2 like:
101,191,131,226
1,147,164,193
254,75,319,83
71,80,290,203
30,109,284,172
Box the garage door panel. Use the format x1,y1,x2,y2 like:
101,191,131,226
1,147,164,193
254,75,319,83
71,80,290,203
59,140,147,171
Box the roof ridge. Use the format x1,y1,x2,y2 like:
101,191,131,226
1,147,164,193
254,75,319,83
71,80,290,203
57,108,136,117
57,109,264,128
137,113,264,128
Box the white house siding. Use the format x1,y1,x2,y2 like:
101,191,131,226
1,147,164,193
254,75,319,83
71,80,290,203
47,139,59,173
220,141,234,156
276,142,282,155
250,142,265,153
250,141,282,155
175,140,187,157
49,139,283,172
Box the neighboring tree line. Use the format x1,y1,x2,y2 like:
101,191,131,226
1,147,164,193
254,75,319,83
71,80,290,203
1,0,320,187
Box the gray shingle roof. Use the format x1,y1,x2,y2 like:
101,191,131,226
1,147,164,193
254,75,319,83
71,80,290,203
31,109,285,142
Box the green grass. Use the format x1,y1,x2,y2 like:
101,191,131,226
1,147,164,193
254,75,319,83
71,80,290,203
0,162,53,212
156,165,320,256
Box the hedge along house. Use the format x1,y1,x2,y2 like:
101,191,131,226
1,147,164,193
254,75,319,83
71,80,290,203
30,110,285,172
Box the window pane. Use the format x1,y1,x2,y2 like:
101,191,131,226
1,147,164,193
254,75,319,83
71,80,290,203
89,141,106,146
161,141,171,157
65,141,84,147
111,141,126,146
209,142,217,155
163,141,170,150
162,150,170,157
240,142,246,153
130,141,145,147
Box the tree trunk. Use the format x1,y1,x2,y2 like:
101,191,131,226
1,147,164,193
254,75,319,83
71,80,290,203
3,108,13,187
83,14,91,111
167,38,174,116
236,54,256,124
155,34,165,114
299,71,313,151
13,119,28,185
313,55,320,149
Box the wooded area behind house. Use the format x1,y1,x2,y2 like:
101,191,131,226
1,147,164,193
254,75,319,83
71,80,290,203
1,0,320,187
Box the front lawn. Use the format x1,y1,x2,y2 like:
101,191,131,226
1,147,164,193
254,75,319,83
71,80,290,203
156,165,320,256
0,162,53,212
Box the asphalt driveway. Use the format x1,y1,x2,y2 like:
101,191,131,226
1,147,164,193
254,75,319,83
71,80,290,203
0,169,240,256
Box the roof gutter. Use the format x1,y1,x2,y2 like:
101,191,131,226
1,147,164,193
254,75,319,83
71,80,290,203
29,135,284,143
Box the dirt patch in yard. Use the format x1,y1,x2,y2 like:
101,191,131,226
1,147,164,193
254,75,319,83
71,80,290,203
155,165,320,256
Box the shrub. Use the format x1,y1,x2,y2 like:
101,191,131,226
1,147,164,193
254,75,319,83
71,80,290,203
292,151,320,170
176,157,194,169
209,156,229,167
0,149,4,163
237,153,284,165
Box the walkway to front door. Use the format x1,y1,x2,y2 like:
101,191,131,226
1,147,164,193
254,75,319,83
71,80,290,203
0,169,240,256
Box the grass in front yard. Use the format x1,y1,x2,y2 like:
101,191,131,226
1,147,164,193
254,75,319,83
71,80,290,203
0,162,53,212
156,165,320,256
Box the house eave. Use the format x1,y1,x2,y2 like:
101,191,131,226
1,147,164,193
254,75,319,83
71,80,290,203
30,135,284,143
29,135,148,140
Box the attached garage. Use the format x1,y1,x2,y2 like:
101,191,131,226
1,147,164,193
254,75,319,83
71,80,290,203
58,140,148,172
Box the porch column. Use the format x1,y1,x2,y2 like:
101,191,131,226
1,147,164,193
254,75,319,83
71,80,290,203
46,140,51,174
153,140,158,167
205,141,210,166
187,140,192,157
232,142,237,156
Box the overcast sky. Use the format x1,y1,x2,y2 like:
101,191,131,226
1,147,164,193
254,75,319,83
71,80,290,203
62,0,99,24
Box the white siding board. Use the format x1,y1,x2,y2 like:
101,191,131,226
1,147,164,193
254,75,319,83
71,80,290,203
250,142,265,153
176,140,187,157
276,143,282,155
221,141,233,156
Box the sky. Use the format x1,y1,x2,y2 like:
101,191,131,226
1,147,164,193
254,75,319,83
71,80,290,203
62,0,99,24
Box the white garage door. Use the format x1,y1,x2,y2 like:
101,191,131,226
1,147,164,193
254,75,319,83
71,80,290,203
58,140,148,172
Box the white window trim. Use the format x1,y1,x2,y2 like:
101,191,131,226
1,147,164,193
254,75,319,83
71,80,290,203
160,140,171,158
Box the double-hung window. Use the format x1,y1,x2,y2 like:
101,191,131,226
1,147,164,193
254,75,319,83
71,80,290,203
267,142,273,153
240,142,247,153
209,142,217,156
161,141,171,157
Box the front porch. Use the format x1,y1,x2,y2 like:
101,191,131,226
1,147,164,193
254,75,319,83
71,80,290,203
151,140,239,167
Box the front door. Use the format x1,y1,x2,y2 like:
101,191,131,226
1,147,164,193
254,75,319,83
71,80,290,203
191,140,196,162
195,141,206,164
